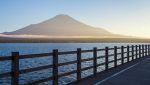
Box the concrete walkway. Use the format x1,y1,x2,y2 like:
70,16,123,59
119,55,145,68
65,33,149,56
96,57,150,85
70,56,150,85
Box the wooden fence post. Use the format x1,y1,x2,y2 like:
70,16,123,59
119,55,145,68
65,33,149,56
131,45,134,60
11,52,19,85
105,47,109,71
144,45,146,56
144,45,145,56
114,46,117,67
127,46,130,62
121,46,124,65
145,45,147,56
147,44,148,56
93,47,97,76
135,45,138,59
53,49,58,85
148,45,150,55
77,48,81,81
139,45,141,58
148,45,149,55
142,45,144,57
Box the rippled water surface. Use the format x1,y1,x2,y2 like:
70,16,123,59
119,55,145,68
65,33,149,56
0,43,148,85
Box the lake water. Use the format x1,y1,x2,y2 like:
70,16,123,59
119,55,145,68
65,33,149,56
0,43,149,85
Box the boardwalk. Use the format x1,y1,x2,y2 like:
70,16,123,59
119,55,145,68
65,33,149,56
70,56,150,85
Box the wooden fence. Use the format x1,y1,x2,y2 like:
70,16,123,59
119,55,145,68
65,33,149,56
0,44,150,85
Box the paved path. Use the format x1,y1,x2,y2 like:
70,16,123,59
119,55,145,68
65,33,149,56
96,57,150,85
70,56,150,85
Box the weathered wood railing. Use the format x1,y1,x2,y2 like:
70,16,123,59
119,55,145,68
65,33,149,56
0,44,150,85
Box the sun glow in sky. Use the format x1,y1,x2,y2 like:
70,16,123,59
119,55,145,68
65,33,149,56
1,0,150,38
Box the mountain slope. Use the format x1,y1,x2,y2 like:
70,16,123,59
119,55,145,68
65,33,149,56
4,14,115,37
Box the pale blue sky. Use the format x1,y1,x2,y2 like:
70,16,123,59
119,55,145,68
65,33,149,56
0,0,150,38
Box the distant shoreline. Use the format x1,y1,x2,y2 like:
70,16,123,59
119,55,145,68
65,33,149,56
0,37,150,43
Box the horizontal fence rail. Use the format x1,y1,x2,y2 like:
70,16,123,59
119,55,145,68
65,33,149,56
0,44,150,85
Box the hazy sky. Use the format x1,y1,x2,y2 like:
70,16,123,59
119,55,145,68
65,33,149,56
1,0,150,38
